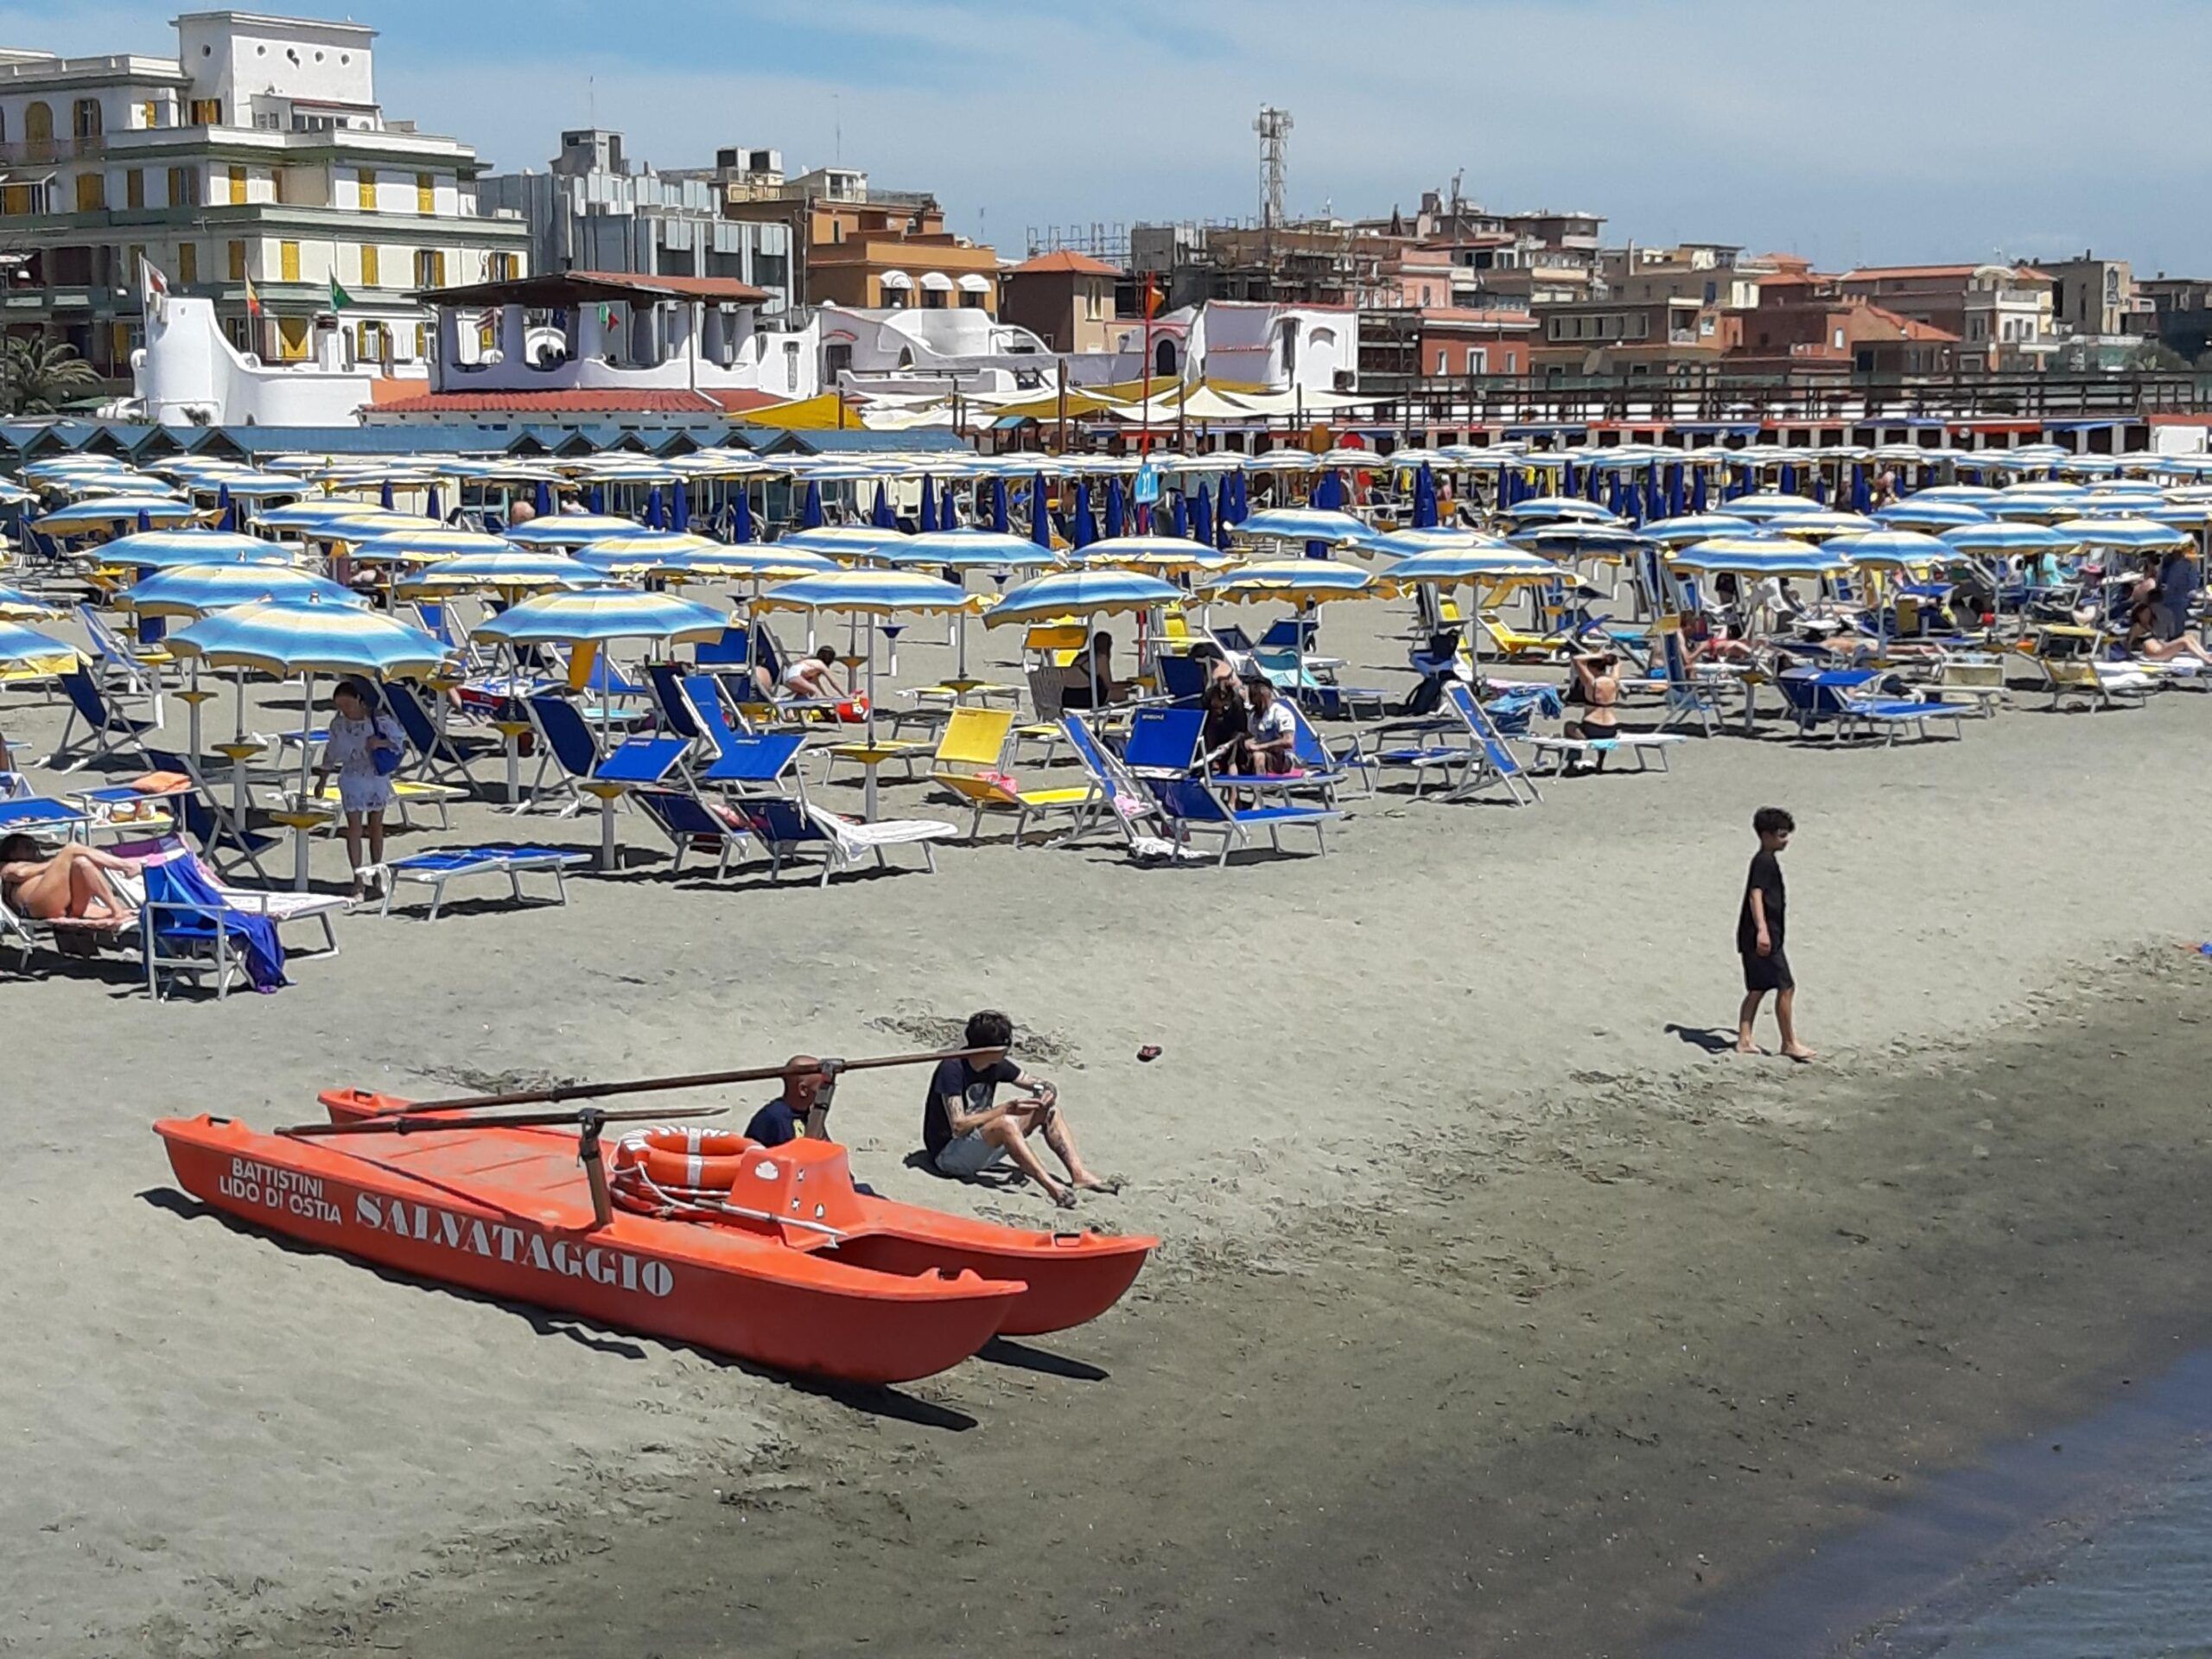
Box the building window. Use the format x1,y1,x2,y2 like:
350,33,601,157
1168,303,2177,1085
280,241,300,283
0,184,34,216
168,166,199,207
415,249,447,287
139,99,159,130
357,168,377,213
416,172,435,214
23,101,53,161
188,98,221,126
227,165,248,206
960,289,984,308
228,239,246,281
357,320,388,362
278,315,309,360
177,242,198,284
75,172,105,212
359,244,380,287
486,251,518,281
125,168,144,210
72,99,103,141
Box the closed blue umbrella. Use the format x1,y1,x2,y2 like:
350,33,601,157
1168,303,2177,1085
136,508,153,533
588,483,607,516
533,480,553,518
1232,469,1251,524
871,482,895,530
1312,469,1345,511
1605,474,1623,517
427,486,443,523
918,475,939,533
645,486,665,531
991,477,1009,535
671,480,690,534
1071,480,1096,550
1190,484,1214,549
1413,462,1439,529
379,480,396,512
1851,466,1871,513
1563,460,1580,496
734,489,755,543
1692,467,1709,513
1666,464,1685,518
1029,474,1052,548
1812,471,1829,505
1105,477,1127,539
1779,463,1798,497
1641,469,1662,525
802,478,824,529
1170,493,1189,540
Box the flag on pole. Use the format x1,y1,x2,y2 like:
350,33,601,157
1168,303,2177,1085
329,275,353,311
244,274,262,321
138,256,169,319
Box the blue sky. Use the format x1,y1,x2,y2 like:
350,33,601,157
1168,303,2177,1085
16,0,2212,275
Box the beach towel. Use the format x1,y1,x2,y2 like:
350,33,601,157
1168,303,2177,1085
142,855,287,993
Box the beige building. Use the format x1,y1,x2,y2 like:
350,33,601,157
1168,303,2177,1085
0,10,526,377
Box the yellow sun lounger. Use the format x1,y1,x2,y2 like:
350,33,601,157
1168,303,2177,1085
927,707,1099,843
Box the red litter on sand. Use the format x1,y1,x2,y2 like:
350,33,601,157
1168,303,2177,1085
1137,1046,1161,1063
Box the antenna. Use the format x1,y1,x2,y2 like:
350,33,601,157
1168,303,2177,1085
834,94,842,167
1255,105,1292,230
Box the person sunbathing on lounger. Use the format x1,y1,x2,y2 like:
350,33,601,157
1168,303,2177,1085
1565,650,1621,741
0,835,141,937
923,1009,1115,1209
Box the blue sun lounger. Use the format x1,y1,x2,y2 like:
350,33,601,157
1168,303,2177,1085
738,796,957,886
632,786,753,880
48,669,157,773
1120,706,1205,776
1142,773,1340,865
1775,669,1974,744
379,844,588,921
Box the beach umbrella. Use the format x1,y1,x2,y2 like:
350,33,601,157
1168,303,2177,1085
1873,500,1992,531
918,476,939,534
1503,496,1617,527
890,529,1058,570
399,550,600,594
502,513,643,548
672,481,691,534
93,530,295,571
1732,492,1826,523
1071,481,1096,550
588,484,607,516
1413,463,1440,530
127,563,366,617
643,486,665,531
870,483,896,530
1170,493,1189,540
1190,486,1215,550
1691,469,1709,513
1668,539,1849,580
1376,537,1556,661
169,597,448,886
0,620,79,674
347,529,512,565
0,585,55,620
1640,513,1755,546
1201,557,1375,696
986,566,1185,715
779,525,906,563
802,479,824,529
1079,534,1230,572
427,486,444,524
1230,507,1372,550
33,495,198,534
1029,473,1052,548
755,569,982,815
2050,516,2190,553
1764,510,1876,541
1105,477,1127,539
378,480,396,512
733,490,756,543
990,477,1010,536
1827,530,1952,569
533,480,553,518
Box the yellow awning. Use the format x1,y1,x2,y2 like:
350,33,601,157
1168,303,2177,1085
738,391,870,431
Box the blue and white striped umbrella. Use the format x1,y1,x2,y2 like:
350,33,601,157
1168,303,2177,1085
474,588,730,645
0,479,35,506
400,550,601,594
0,585,56,619
2141,501,2212,529
348,529,512,565
1729,493,1827,523
1510,521,1646,555
1910,485,2007,506
1669,539,1849,579
776,525,910,562
252,499,401,532
1638,514,1756,545
1940,521,2075,556
1764,510,1876,540
1229,507,1375,546
1076,534,1227,571
168,596,447,677
94,530,297,570
1377,543,1558,588
754,569,982,617
1825,530,1953,569
1200,558,1377,601
890,529,1060,569
180,471,305,499
985,568,1184,626
126,563,367,617
1872,500,1993,531
1364,527,1518,560
496,512,643,548
580,542,838,582
2050,516,2192,552
1501,496,1618,526
32,494,198,532
0,620,76,664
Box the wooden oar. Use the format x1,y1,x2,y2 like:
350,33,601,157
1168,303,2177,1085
368,1045,1001,1116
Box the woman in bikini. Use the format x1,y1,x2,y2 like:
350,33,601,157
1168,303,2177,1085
0,834,142,933
1565,650,1621,741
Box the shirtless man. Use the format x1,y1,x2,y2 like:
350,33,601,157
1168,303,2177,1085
0,835,141,932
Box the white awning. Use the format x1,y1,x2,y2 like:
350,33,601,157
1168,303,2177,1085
878,270,912,290
956,272,993,293
918,270,955,292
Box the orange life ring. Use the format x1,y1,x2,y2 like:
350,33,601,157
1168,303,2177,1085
613,1127,754,1192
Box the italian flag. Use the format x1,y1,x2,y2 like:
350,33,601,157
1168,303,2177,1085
329,276,353,311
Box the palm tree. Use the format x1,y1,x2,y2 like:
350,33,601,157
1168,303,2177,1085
0,335,98,416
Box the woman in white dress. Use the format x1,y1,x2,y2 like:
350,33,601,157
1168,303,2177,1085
311,676,405,899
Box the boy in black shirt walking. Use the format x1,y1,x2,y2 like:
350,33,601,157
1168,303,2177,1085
1737,806,1815,1060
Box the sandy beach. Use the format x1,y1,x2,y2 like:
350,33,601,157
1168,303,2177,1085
7,595,2212,1656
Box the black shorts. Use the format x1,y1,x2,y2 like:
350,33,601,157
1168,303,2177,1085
1742,947,1794,994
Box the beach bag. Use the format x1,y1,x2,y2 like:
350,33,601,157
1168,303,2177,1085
835,696,871,723
370,715,403,775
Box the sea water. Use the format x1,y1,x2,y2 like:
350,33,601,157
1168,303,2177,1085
1888,1436,2212,1657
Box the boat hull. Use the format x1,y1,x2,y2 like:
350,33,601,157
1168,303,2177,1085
321,1090,1156,1338
156,1115,1021,1385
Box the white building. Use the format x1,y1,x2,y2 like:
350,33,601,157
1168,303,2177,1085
0,10,527,383
818,303,1056,396
1105,302,1358,393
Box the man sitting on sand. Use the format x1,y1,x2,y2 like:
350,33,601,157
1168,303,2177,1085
924,1009,1116,1208
746,1054,830,1147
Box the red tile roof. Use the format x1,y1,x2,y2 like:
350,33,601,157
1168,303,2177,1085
1010,250,1120,276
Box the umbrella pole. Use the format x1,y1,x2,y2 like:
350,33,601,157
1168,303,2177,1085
294,671,315,890
187,660,203,760
863,633,880,823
